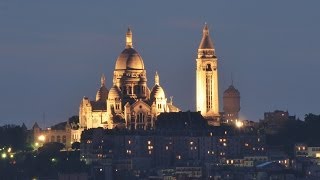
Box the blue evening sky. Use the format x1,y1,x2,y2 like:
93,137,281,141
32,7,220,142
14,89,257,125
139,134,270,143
0,1,319,127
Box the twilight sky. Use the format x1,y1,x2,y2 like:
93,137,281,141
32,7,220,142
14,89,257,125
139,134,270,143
1,1,320,128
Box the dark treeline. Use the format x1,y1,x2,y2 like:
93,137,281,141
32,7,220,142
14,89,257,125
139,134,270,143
266,113,320,157
0,124,27,150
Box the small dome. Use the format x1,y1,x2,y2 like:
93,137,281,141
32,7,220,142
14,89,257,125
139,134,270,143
115,48,144,70
223,85,240,97
96,86,108,101
108,85,122,100
150,85,165,100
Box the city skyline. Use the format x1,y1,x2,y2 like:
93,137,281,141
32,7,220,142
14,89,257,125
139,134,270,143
1,1,320,127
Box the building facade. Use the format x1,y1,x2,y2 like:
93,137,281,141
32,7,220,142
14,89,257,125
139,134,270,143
80,112,266,172
32,122,82,149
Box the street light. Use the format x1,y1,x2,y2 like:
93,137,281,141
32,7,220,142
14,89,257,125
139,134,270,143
38,135,46,142
235,120,243,128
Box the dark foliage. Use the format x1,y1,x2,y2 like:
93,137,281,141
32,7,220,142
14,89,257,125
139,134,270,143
265,113,320,157
71,142,80,150
0,124,27,150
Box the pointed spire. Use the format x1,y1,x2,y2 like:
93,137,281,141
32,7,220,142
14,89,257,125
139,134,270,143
100,74,106,87
126,27,133,48
33,122,40,129
155,71,159,85
198,23,214,49
203,22,209,36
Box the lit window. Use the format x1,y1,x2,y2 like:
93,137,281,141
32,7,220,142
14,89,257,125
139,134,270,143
148,141,151,145
128,140,131,144
166,146,169,150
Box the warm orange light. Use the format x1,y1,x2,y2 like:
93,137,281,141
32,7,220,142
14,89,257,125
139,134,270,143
235,121,243,128
38,135,46,142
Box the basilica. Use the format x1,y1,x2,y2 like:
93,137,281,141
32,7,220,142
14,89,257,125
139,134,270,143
79,28,180,130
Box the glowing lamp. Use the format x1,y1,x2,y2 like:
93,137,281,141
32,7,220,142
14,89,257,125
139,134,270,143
38,135,46,142
235,121,243,128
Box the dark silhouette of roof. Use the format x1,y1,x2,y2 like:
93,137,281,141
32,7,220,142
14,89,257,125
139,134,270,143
155,111,209,131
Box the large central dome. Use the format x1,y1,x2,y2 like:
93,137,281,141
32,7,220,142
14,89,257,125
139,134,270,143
114,28,145,70
115,48,144,70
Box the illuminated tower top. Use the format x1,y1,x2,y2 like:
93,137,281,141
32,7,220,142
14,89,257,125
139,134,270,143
198,23,215,58
100,73,106,87
126,27,133,48
155,71,159,85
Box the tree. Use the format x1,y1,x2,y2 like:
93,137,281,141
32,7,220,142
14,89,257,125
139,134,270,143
38,142,65,157
0,124,27,150
71,142,80,150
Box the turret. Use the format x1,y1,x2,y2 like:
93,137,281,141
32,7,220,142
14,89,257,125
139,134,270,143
223,83,240,121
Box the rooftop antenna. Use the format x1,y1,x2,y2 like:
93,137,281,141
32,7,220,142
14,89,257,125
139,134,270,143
42,112,46,128
231,72,234,86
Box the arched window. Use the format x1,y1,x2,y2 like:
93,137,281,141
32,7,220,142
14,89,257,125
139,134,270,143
57,136,61,143
135,85,140,94
206,64,212,71
62,136,66,144
141,86,145,94
137,112,145,123
128,86,132,94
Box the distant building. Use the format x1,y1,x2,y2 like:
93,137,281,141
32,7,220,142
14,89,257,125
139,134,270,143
259,110,296,134
80,111,266,177
31,121,81,149
295,143,320,158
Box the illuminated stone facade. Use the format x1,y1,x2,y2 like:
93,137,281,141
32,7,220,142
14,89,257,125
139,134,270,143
196,24,220,125
32,122,82,149
79,28,180,130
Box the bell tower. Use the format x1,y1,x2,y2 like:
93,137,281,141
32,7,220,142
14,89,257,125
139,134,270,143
196,24,220,124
